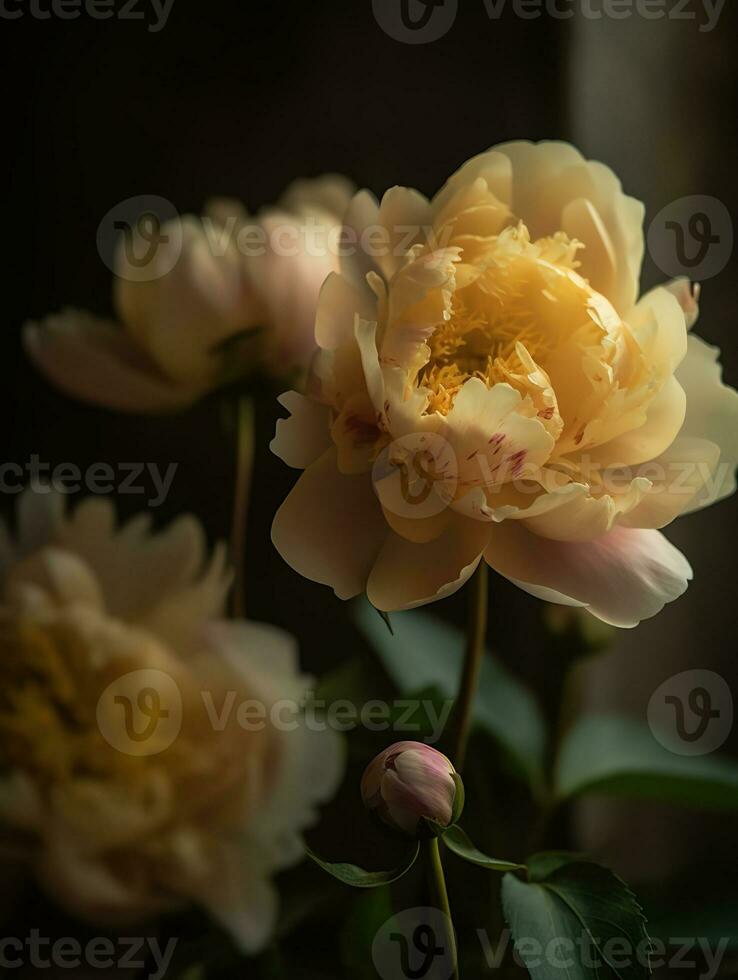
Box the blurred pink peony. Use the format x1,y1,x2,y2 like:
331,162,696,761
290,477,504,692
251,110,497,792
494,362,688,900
24,175,355,413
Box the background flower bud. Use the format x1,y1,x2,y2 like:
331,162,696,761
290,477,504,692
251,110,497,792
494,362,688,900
361,741,462,837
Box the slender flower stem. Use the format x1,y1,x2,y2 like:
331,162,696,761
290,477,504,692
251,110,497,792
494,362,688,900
450,562,489,773
425,837,459,980
230,396,255,620
422,564,488,980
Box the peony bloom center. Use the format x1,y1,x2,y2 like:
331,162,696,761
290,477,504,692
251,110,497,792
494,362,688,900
416,223,591,417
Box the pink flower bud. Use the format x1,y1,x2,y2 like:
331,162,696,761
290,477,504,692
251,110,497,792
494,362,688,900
361,741,462,837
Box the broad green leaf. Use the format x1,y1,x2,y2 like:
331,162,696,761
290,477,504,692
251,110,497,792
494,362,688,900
556,715,738,809
443,825,524,872
502,859,651,980
527,851,583,880
356,602,545,789
306,843,420,888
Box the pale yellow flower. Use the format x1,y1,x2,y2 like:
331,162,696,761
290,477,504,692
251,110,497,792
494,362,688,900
24,175,354,413
272,142,738,627
0,492,343,951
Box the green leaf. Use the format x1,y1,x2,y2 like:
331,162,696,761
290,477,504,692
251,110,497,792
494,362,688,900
443,825,525,872
526,851,586,880
502,858,651,980
556,715,738,809
306,843,420,888
355,602,546,790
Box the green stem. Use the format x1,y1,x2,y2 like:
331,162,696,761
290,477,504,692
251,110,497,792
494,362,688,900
230,396,255,620
450,563,489,773
425,838,459,980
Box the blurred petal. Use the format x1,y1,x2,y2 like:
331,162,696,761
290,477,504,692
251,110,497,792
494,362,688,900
23,311,202,413
278,173,356,222
663,277,701,331
675,333,738,510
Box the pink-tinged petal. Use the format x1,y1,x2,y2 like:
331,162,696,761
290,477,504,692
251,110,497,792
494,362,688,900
271,449,387,601
366,514,490,612
520,480,651,542
277,173,356,222
484,523,692,628
381,765,452,833
270,391,332,471
389,749,455,824
675,334,738,510
248,212,336,372
663,278,701,331
444,378,555,490
23,311,203,414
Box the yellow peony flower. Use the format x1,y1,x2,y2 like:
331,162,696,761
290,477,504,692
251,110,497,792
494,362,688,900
23,175,354,414
272,142,738,627
0,492,343,951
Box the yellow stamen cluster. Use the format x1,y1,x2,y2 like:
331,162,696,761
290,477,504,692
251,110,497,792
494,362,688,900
418,224,583,415
0,614,123,783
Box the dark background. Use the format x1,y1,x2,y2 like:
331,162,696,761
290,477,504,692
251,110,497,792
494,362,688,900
3,0,738,974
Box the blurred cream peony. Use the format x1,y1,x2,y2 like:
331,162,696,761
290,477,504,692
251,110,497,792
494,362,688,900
0,492,343,951
272,142,738,627
24,175,354,413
